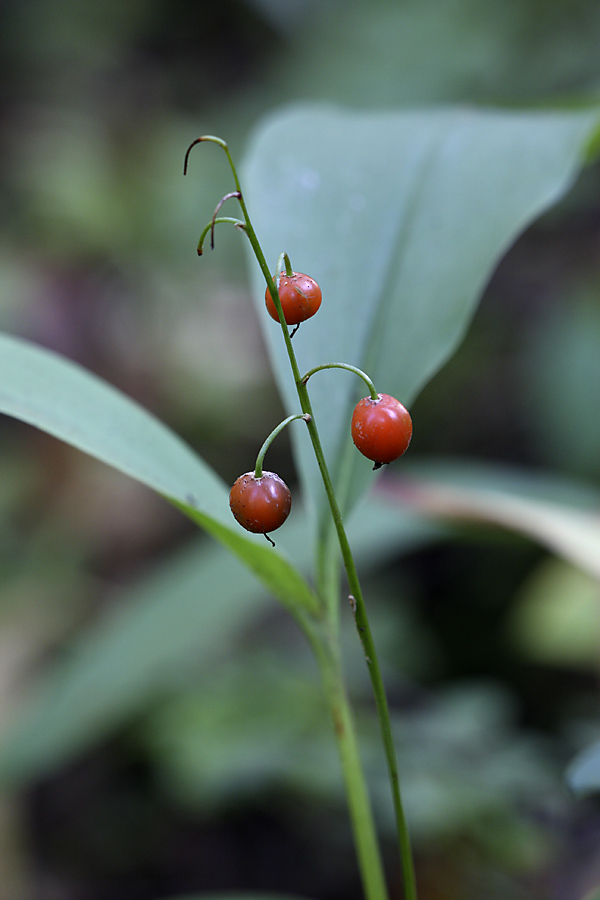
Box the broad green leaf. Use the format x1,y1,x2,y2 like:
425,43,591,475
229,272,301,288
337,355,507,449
242,104,600,527
393,459,600,581
0,332,317,616
0,493,441,786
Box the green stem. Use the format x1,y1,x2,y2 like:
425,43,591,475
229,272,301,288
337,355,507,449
186,135,417,900
254,414,311,478
276,251,295,278
301,362,380,401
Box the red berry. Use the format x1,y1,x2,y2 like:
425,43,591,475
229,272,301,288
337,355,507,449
229,471,292,535
265,272,322,326
351,394,412,469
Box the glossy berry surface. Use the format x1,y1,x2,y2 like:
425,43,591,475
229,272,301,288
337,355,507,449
265,272,322,326
351,394,412,468
229,471,292,534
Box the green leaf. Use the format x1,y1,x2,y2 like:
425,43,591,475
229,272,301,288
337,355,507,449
0,332,317,616
242,104,600,526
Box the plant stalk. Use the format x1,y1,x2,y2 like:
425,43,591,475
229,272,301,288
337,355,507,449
187,136,417,900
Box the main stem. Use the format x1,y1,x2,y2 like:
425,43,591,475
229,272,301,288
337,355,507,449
194,138,417,900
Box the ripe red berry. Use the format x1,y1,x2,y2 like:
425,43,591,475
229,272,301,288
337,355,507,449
229,471,292,535
265,272,322,326
351,393,412,469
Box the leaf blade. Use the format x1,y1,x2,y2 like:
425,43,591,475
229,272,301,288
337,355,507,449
0,332,318,615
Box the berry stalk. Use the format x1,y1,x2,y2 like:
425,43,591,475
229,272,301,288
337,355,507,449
253,413,311,478
301,361,380,400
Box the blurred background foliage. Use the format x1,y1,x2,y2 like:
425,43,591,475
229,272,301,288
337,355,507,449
2,0,600,899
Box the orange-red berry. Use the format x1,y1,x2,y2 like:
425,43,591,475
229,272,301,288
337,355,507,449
229,471,292,534
265,272,322,326
351,394,412,469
